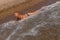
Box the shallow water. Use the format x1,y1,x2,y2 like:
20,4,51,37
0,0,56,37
0,2,60,40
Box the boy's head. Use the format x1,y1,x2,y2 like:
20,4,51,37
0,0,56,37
14,12,19,17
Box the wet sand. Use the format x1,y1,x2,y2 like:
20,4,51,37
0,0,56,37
0,0,60,24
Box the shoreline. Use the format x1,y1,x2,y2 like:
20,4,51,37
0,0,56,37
0,0,59,24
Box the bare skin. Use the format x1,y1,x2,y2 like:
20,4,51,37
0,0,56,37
14,12,35,20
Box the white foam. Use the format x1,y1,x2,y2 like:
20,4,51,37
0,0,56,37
16,22,47,40
5,20,25,40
